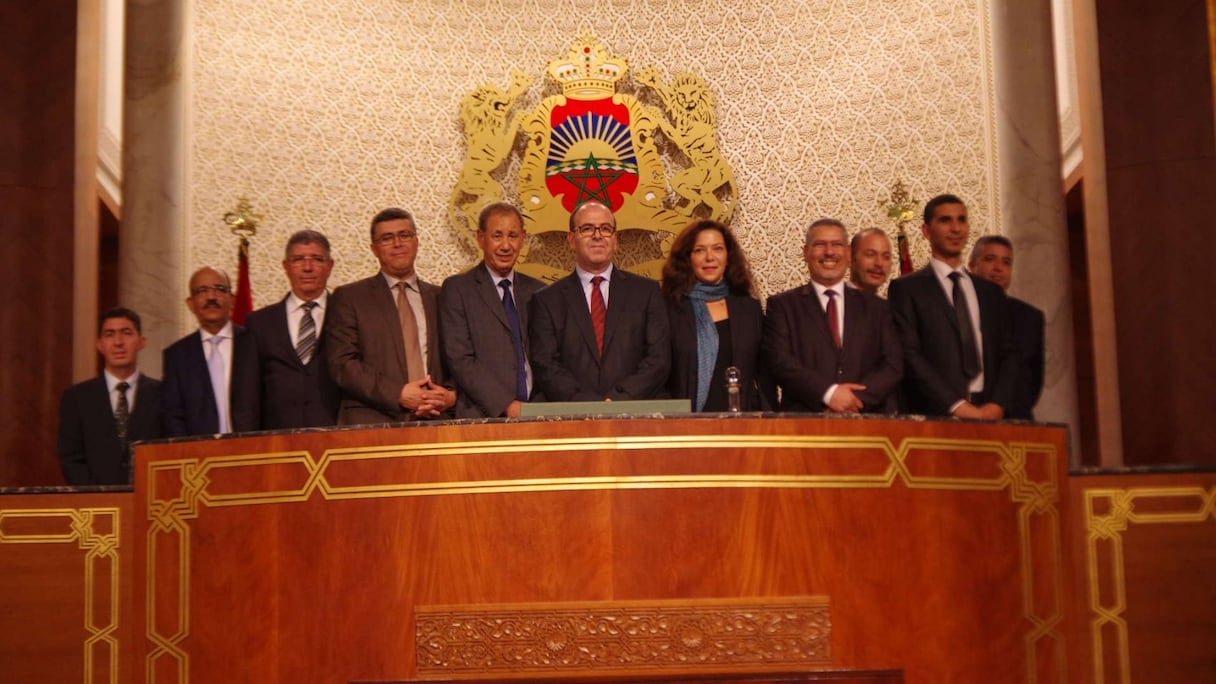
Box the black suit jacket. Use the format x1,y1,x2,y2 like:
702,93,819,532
440,264,545,418
667,293,775,411
888,265,1018,415
528,268,670,402
1009,296,1045,420
762,284,903,412
325,273,449,425
244,295,340,429
58,374,161,485
161,326,259,437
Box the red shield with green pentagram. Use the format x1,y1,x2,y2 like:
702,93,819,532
544,98,639,212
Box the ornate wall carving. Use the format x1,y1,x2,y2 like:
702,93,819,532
186,0,996,327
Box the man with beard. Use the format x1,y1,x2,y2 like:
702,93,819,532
161,266,259,436
888,194,1018,419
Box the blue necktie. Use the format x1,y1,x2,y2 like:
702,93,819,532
499,279,528,402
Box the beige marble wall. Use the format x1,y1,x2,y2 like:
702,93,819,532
991,0,1079,446
122,0,188,376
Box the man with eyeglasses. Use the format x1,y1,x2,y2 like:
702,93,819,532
325,207,456,424
762,218,902,413
161,266,259,437
244,230,340,428
529,201,670,402
439,202,546,418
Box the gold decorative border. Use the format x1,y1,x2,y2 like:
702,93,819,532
0,506,122,684
1083,486,1216,684
145,433,1063,683
415,597,832,676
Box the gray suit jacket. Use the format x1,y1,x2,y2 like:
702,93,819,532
763,283,903,412
324,273,447,425
440,263,545,418
528,267,670,402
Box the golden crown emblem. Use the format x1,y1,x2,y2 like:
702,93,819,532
546,35,628,100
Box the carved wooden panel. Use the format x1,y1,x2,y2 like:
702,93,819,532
416,597,831,678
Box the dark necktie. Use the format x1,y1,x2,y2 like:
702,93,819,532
296,301,318,364
949,272,981,379
115,381,130,441
825,289,842,350
590,275,606,356
397,281,425,381
499,279,529,402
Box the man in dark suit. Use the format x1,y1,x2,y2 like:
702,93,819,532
244,229,340,429
763,218,903,413
325,207,456,425
58,307,162,485
440,202,545,418
888,194,1019,419
529,201,670,401
969,235,1045,420
161,266,259,437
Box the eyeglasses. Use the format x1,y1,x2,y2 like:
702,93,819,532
375,230,417,246
191,284,232,296
288,255,331,266
574,223,616,237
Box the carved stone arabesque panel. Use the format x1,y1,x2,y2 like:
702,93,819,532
187,0,995,331
415,598,832,675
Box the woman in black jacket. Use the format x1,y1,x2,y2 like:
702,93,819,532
661,220,774,411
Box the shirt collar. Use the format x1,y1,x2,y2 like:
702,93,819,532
201,321,235,342
103,368,140,392
287,290,327,311
575,263,614,286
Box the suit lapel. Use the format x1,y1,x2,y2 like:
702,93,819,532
131,375,158,433
919,266,960,334
564,274,600,363
369,276,408,371
798,285,837,355
268,298,303,368
474,265,511,331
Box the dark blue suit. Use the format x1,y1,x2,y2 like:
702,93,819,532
58,374,161,485
161,326,259,437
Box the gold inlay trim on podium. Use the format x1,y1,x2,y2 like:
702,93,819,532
1083,485,1216,684
144,431,1063,683
0,506,122,684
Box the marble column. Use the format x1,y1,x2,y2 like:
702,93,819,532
990,0,1081,460
122,0,187,376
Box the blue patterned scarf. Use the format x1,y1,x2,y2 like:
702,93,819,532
686,281,730,411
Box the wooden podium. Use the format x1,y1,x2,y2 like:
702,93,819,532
125,414,1066,682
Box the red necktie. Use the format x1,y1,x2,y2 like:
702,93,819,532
590,275,606,356
825,289,841,350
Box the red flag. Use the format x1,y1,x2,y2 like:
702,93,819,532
232,237,253,325
897,231,914,275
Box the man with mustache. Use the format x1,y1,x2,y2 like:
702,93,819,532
439,202,545,418
762,218,903,413
161,266,259,436
848,228,894,295
888,194,1019,419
